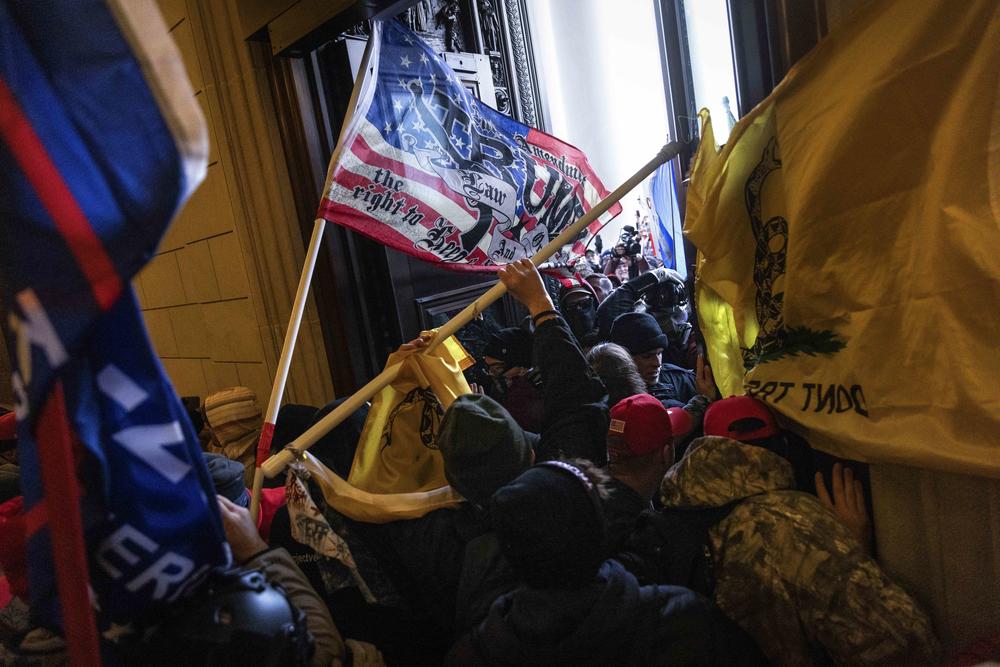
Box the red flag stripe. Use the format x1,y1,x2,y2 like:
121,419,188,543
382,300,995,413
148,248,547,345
0,76,122,312
23,500,48,539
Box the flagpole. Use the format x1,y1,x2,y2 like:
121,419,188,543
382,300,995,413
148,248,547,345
250,28,380,510
249,218,326,520
35,382,102,666
261,141,684,479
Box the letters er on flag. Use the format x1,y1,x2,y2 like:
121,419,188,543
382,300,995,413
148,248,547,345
320,19,620,269
0,0,230,629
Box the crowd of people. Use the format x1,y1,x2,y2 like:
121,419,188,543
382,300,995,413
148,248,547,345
0,257,945,666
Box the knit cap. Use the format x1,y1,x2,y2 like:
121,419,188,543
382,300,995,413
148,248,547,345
437,394,535,505
203,453,249,507
203,387,262,485
483,328,533,369
609,312,668,355
491,462,608,588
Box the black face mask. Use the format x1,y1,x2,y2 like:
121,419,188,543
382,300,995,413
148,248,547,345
563,300,598,342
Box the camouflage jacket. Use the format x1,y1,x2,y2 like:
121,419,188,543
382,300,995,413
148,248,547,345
660,436,939,667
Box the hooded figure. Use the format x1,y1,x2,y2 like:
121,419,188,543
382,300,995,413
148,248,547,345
557,280,599,349
204,386,263,487
446,462,740,666
660,435,939,666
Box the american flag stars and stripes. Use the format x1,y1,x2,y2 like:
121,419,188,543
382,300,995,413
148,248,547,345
319,19,620,270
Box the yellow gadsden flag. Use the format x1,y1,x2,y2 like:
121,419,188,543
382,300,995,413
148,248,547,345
348,332,474,493
687,0,1000,477
303,333,473,523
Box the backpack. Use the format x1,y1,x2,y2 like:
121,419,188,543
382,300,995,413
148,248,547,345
617,503,737,596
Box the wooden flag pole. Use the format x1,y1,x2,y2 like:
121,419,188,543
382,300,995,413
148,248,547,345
261,141,684,479
249,218,326,520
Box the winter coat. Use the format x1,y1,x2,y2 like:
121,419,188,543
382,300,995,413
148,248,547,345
660,436,940,667
245,547,346,667
649,363,698,405
603,477,652,553
446,559,736,666
532,316,609,466
452,316,610,632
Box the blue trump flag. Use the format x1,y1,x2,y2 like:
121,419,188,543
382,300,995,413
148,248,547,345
0,0,230,631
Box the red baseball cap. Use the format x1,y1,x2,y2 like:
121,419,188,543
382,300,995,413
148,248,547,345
607,394,693,461
703,396,780,442
0,413,15,441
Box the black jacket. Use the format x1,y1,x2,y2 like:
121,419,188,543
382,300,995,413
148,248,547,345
533,316,609,466
603,477,652,553
649,363,698,405
446,559,741,666
596,272,659,341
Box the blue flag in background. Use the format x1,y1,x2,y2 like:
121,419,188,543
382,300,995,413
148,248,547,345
0,0,229,627
650,160,687,278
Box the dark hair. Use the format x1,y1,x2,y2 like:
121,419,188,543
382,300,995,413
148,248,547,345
587,343,646,406
559,457,612,502
747,433,816,492
729,417,768,435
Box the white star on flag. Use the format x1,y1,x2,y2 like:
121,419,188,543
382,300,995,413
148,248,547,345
384,122,393,133
400,55,411,68
451,135,465,149
419,53,429,64
393,99,404,111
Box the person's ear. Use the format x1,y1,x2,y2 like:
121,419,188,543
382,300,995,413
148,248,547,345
662,440,675,466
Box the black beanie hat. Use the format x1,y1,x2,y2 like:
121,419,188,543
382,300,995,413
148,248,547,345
609,312,668,355
491,461,608,589
437,394,536,505
204,453,249,507
483,328,533,369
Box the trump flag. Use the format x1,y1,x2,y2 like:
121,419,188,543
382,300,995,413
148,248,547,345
0,0,229,631
686,0,1000,477
320,19,619,269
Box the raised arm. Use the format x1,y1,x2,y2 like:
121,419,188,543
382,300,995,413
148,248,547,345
498,260,609,464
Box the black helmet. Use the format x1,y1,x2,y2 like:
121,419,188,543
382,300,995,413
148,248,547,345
131,567,314,666
644,273,691,336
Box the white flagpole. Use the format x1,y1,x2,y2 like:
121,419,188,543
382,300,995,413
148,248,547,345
248,27,380,518
249,217,325,519
261,141,685,479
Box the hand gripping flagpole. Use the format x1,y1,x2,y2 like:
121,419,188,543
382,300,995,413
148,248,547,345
248,217,326,520
261,140,685,479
